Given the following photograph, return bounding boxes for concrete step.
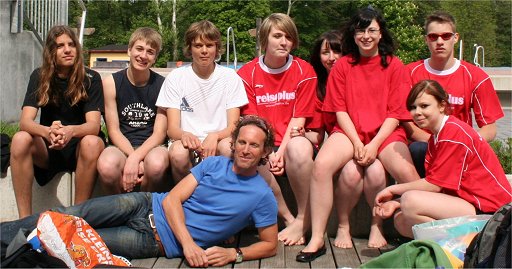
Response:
[0,167,105,222]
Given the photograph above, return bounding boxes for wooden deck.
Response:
[130,176,404,268]
[130,230,402,268]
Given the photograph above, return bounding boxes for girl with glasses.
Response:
[297,6,419,262]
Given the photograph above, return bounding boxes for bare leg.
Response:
[11,131,48,218]
[142,146,171,192]
[334,160,363,249]
[364,160,387,248]
[302,133,353,253]
[169,141,193,183]
[279,137,314,245]
[395,190,477,238]
[97,146,126,194]
[258,165,295,225]
[74,135,104,204]
[379,142,419,184]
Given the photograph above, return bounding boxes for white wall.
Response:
[0,1,43,123]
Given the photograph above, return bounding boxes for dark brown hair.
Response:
[183,20,223,59]
[38,25,87,107]
[406,80,451,114]
[310,30,342,101]
[231,115,275,166]
[424,11,456,34]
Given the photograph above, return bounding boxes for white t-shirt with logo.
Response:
[156,63,248,141]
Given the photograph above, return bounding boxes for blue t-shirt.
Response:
[152,156,277,258]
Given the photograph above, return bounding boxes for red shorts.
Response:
[332,125,407,154]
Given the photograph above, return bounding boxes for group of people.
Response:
[2,5,511,267]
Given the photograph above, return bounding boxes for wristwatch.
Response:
[235,247,243,263]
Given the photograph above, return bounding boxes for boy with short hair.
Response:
[97,27,170,193]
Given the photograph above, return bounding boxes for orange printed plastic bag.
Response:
[36,211,131,268]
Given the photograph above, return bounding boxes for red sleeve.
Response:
[305,97,323,129]
[470,67,504,127]
[237,64,258,116]
[425,136,470,190]
[386,58,412,121]
[293,62,317,118]
[323,58,346,113]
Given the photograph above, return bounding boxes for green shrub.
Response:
[490,138,512,174]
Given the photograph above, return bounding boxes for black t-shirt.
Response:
[112,68,165,146]
[23,68,104,128]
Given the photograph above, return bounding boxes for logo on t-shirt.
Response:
[180,97,194,112]
[121,102,155,128]
[448,94,464,105]
[256,90,295,107]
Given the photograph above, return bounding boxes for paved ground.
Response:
[495,109,511,141]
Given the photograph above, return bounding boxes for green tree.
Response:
[69,0,509,68]
[440,1,498,66]
[280,1,356,61]
[174,0,271,63]
[495,0,511,66]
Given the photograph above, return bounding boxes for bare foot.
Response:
[368,224,387,248]
[334,226,353,248]
[301,236,324,253]
[278,219,305,245]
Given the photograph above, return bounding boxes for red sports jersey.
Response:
[305,96,336,135]
[425,116,512,213]
[238,55,317,145]
[323,55,411,144]
[408,59,504,127]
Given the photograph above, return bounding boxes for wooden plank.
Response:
[329,238,361,268]
[378,241,398,254]
[310,236,336,268]
[352,238,381,265]
[153,257,183,268]
[260,241,285,268]
[284,244,309,268]
[236,231,260,268]
[130,257,157,268]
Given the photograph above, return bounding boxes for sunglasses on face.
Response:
[426,32,455,42]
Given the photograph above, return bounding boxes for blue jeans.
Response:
[409,141,427,178]
[1,192,162,259]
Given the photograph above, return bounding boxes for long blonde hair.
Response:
[37,25,87,107]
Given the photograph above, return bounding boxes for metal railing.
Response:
[473,44,485,67]
[10,0,89,46]
[226,26,238,70]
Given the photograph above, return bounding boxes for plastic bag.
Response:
[36,211,131,268]
[412,215,491,266]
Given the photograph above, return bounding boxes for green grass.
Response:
[0,122,19,138]
[0,122,108,141]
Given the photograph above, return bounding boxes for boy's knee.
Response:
[80,136,104,156]
[11,131,34,153]
[145,157,168,176]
